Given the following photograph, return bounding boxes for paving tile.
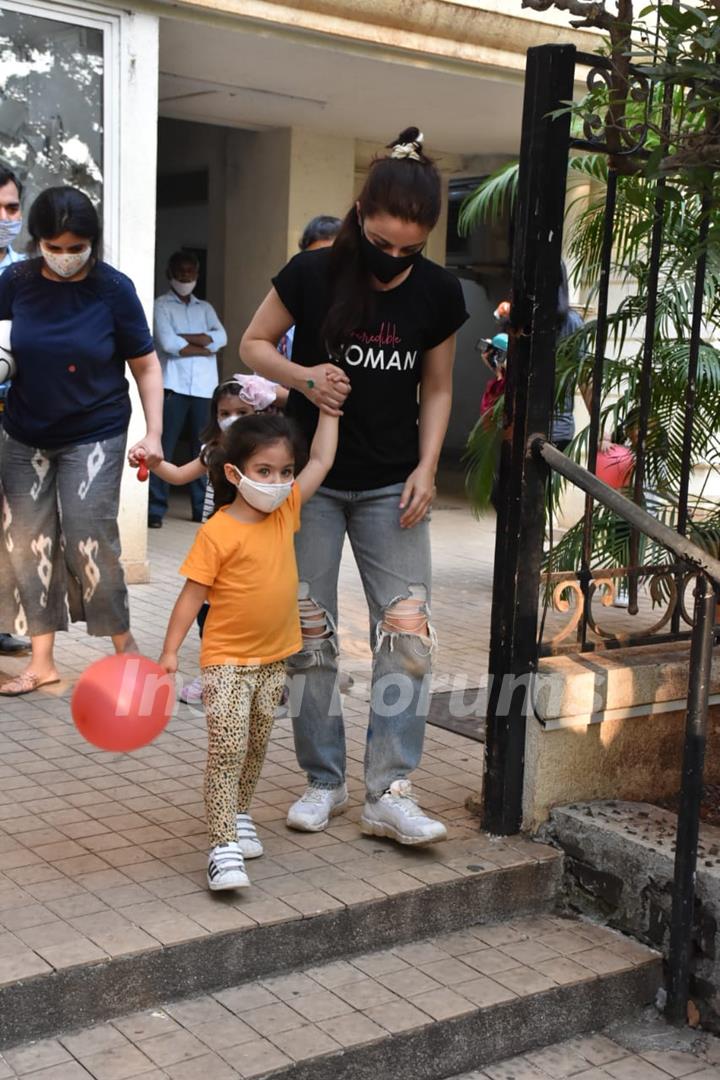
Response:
[77,1045,156,1080]
[240,1003,305,1038]
[164,1053,238,1080]
[419,957,481,987]
[164,999,230,1029]
[14,1065,93,1080]
[362,998,430,1033]
[453,975,516,1008]
[409,987,476,1021]
[640,1050,713,1077]
[534,955,598,985]
[573,948,633,976]
[567,1036,627,1066]
[351,951,409,978]
[304,959,365,989]
[393,941,450,966]
[189,1018,256,1052]
[268,1023,342,1060]
[213,987,278,1016]
[526,1042,597,1075]
[378,967,443,998]
[604,1058,674,1079]
[260,973,317,1002]
[484,1058,548,1079]
[112,1013,181,1043]
[61,1027,129,1058]
[288,989,355,1023]
[332,976,399,1010]
[5,1039,73,1075]
[139,1032,208,1069]
[499,939,560,967]
[220,1037,291,1078]
[0,948,53,984]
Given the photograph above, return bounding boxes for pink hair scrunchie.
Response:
[231,373,278,411]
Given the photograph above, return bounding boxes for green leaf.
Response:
[458,162,519,236]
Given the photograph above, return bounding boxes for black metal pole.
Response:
[579,168,618,649]
[532,438,720,584]
[628,79,674,614]
[666,574,716,1025]
[483,44,576,836]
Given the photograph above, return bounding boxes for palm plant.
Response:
[461,1,720,574]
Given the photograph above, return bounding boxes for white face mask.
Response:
[235,470,293,513]
[40,243,92,279]
[0,219,22,247]
[218,414,244,432]
[170,278,196,297]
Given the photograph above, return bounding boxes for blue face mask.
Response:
[0,219,22,248]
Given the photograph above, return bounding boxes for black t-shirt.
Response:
[273,249,468,491]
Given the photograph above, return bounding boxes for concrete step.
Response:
[447,1018,720,1077]
[0,841,562,1048]
[0,914,661,1080]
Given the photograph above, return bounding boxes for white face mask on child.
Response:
[235,471,293,513]
[218,415,241,432]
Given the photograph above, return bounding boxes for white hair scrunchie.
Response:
[390,132,424,162]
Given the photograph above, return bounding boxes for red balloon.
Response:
[595,444,634,490]
[71,653,175,752]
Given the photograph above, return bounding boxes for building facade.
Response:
[0,0,596,578]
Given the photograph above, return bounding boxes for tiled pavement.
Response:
[0,913,662,1079]
[457,1034,720,1078]
[0,491,670,987]
[0,497,524,987]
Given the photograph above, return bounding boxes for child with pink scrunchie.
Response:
[149,373,287,704]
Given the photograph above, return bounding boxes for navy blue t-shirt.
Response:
[0,258,154,448]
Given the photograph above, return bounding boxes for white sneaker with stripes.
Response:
[236,813,263,859]
[207,842,250,890]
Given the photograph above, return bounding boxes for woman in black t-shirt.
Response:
[241,128,468,847]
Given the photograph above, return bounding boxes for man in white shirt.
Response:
[0,164,30,657]
[149,251,227,527]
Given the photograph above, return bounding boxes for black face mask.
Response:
[359,228,423,284]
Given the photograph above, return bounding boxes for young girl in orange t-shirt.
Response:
[159,410,339,891]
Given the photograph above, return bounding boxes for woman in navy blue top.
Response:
[0,186,163,696]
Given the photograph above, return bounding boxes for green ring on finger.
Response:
[306,379,315,389]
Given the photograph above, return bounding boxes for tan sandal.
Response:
[0,671,61,696]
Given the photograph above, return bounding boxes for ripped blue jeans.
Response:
[287,483,435,801]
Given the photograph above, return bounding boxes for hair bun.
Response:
[387,127,425,162]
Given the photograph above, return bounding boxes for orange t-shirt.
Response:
[180,484,302,668]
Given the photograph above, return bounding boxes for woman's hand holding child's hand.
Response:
[302,364,350,416]
[128,433,163,469]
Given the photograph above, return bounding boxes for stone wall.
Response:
[523,642,720,829]
[544,801,720,1030]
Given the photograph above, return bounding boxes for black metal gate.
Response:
[482,40,720,1023]
[484,41,719,834]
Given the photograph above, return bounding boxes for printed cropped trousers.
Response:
[202,661,287,846]
[0,430,130,637]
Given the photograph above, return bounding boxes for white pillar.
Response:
[115,12,159,584]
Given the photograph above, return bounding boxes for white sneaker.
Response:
[236,813,263,858]
[286,783,348,832]
[360,780,448,846]
[207,842,250,890]
[180,675,203,705]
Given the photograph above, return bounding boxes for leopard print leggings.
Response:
[202,661,286,846]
